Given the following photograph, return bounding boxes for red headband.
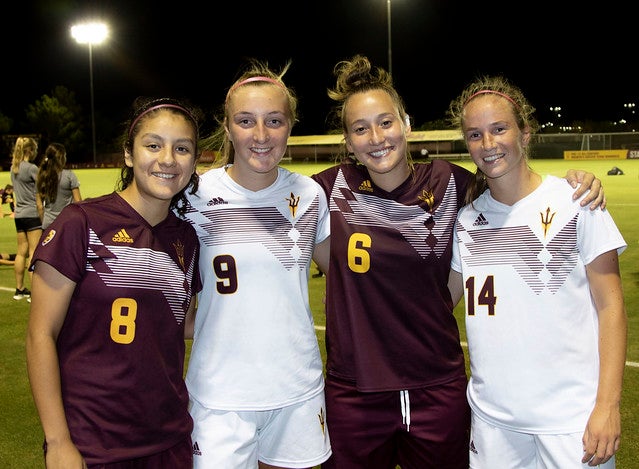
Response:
[225,76,286,104]
[464,90,519,109]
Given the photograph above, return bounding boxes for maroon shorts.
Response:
[322,374,470,469]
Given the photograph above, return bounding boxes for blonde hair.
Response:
[11,137,38,174]
[447,75,539,204]
[203,58,298,167]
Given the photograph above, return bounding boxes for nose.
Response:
[158,147,177,166]
[369,127,385,145]
[481,134,495,151]
[253,122,270,143]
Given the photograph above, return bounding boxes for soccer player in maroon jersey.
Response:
[311,55,605,469]
[26,97,203,468]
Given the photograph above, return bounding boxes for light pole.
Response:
[71,21,108,165]
[386,0,392,76]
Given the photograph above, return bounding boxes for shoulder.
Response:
[312,162,362,183]
[73,193,117,214]
[424,159,472,177]
[541,175,575,196]
[163,211,200,241]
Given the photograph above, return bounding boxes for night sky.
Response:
[3,0,637,136]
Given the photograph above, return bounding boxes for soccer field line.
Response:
[312,325,639,369]
[4,285,636,369]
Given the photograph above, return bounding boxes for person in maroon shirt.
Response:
[26,97,203,469]
[311,55,606,469]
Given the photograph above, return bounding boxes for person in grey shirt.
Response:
[36,143,82,230]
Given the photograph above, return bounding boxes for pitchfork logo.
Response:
[540,207,555,237]
[286,192,300,218]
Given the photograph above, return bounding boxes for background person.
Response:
[26,97,203,469]
[310,55,606,469]
[0,253,17,265]
[1,184,15,217]
[36,142,82,230]
[448,75,627,468]
[10,136,41,301]
[182,59,332,469]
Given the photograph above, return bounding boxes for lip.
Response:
[483,153,503,163]
[369,146,394,158]
[251,147,272,155]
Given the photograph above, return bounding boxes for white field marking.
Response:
[4,284,635,369]
[312,328,639,368]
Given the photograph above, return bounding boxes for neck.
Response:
[118,188,170,227]
[226,164,278,192]
[488,168,541,206]
[368,161,412,193]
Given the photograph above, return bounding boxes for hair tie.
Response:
[464,90,520,110]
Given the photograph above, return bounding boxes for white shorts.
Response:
[190,392,331,469]
[469,412,615,469]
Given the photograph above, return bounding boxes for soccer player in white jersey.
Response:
[182,60,331,469]
[26,97,203,468]
[448,76,627,468]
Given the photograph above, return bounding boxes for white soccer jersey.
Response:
[183,166,330,410]
[451,175,626,433]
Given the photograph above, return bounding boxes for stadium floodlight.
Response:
[71,21,109,165]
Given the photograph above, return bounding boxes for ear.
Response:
[124,148,134,167]
[521,126,532,147]
[404,114,412,135]
[224,118,232,143]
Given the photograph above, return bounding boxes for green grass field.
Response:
[0,158,637,468]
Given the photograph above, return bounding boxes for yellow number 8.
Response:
[110,298,137,344]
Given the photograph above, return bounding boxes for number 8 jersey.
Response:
[30,192,200,464]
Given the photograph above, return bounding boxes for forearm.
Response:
[26,333,73,446]
[596,306,627,406]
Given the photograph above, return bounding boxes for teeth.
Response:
[252,148,270,154]
[484,154,501,162]
[154,173,176,179]
[370,148,389,157]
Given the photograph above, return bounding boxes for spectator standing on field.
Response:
[10,136,41,301]
[448,75,627,468]
[36,143,82,230]
[310,55,606,469]
[26,97,203,469]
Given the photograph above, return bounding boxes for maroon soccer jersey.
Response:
[31,192,201,464]
[312,161,472,391]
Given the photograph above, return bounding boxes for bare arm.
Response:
[565,169,606,210]
[581,249,627,466]
[447,269,464,308]
[312,236,330,277]
[36,193,44,221]
[26,261,86,469]
[72,187,82,203]
[184,295,197,340]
